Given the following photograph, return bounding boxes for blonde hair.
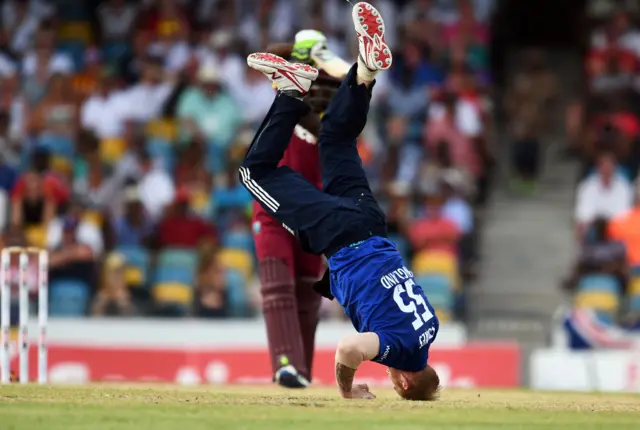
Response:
[399,365,441,401]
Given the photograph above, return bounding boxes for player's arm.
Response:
[335,332,380,399]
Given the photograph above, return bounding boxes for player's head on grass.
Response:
[388,365,440,401]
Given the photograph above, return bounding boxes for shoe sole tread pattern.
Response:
[352,2,392,71]
[247,53,318,80]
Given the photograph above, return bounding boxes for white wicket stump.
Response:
[0,247,48,384]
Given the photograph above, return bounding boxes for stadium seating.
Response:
[146,119,178,142]
[221,230,254,254]
[151,248,198,311]
[628,276,640,314]
[217,248,254,280]
[152,282,193,307]
[225,268,249,317]
[49,279,91,317]
[413,250,460,290]
[117,246,151,289]
[574,274,620,321]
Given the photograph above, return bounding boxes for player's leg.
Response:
[293,250,324,381]
[242,53,318,181]
[255,226,310,387]
[318,2,392,200]
[241,53,338,242]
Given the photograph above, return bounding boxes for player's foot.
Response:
[247,52,318,97]
[274,364,310,389]
[352,2,392,80]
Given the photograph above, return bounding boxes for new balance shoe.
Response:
[247,52,318,97]
[352,2,392,73]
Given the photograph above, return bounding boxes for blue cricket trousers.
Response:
[239,64,387,256]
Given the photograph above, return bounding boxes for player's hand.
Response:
[345,384,376,399]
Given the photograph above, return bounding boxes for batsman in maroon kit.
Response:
[252,30,350,388]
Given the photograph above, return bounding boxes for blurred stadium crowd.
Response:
[0,0,495,320]
[563,3,640,332]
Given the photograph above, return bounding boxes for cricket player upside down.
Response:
[241,2,440,400]
[252,31,348,388]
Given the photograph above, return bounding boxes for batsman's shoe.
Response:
[247,52,318,96]
[352,2,392,72]
[275,364,310,389]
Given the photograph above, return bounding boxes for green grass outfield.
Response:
[1,385,639,430]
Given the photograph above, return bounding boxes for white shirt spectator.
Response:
[196,40,244,96]
[2,0,53,53]
[138,167,175,221]
[120,82,174,122]
[21,52,74,77]
[233,70,275,125]
[80,91,128,139]
[97,1,138,41]
[575,174,634,224]
[47,218,104,256]
[429,99,483,138]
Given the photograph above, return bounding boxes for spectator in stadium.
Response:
[91,252,137,317]
[137,150,176,221]
[508,101,541,195]
[10,170,55,230]
[408,185,461,255]
[199,29,249,98]
[2,0,52,55]
[80,68,126,139]
[72,149,122,211]
[48,200,103,257]
[234,65,278,128]
[574,151,634,235]
[156,188,217,249]
[26,73,80,141]
[174,137,212,216]
[96,0,139,45]
[564,217,628,292]
[441,174,474,236]
[119,55,173,122]
[11,145,70,208]
[194,246,228,318]
[609,184,640,268]
[48,214,98,291]
[118,29,153,85]
[385,39,435,188]
[21,20,73,86]
[425,92,481,183]
[71,48,105,101]
[106,183,153,250]
[176,62,242,147]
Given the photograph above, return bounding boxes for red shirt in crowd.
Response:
[157,212,217,249]
[408,214,461,255]
[11,171,70,206]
